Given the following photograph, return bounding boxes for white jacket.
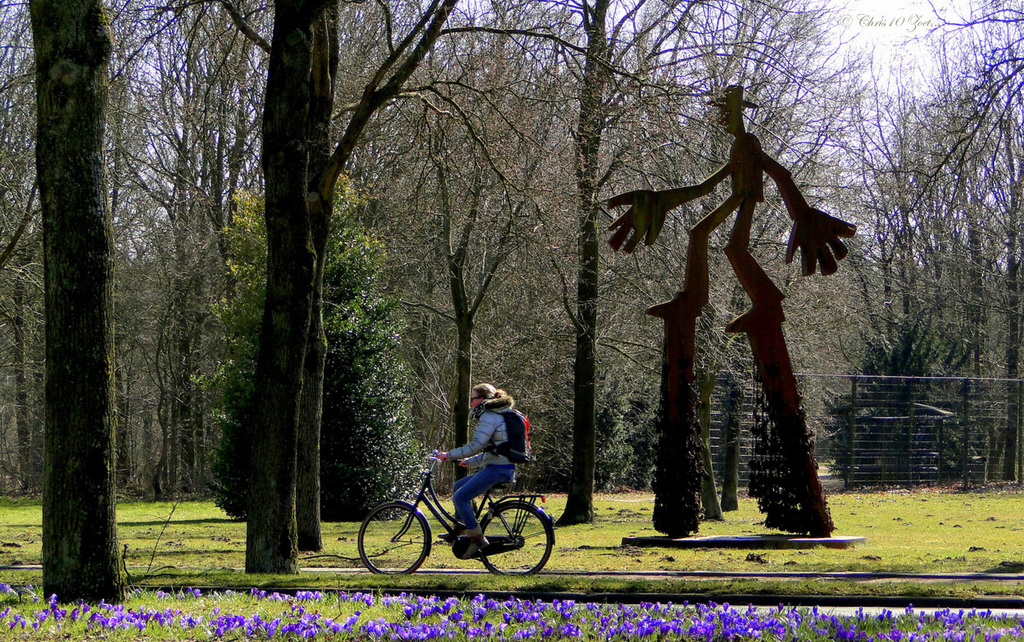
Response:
[447,396,515,468]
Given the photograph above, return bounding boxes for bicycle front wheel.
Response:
[358,501,430,574]
[480,501,554,575]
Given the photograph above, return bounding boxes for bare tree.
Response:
[938,11,1024,479]
[245,0,459,572]
[99,1,266,498]
[847,15,1024,479]
[0,5,43,494]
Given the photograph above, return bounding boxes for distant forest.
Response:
[2,0,1022,502]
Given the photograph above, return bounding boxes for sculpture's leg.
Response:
[647,293,704,538]
[723,200,834,537]
[645,195,741,538]
[680,193,744,315]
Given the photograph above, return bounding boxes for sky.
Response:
[829,0,972,82]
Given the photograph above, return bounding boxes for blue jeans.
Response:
[452,465,515,531]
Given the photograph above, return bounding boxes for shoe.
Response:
[437,528,464,543]
[457,531,489,560]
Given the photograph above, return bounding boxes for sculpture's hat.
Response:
[711,85,759,110]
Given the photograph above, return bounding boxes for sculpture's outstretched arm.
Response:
[608,163,731,253]
[762,155,855,276]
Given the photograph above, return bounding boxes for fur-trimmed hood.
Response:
[481,394,514,413]
[471,394,514,420]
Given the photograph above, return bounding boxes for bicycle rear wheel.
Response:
[358,501,430,574]
[480,501,554,575]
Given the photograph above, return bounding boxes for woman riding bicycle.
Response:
[437,383,518,558]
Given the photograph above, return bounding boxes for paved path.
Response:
[6,564,1024,584]
[303,566,1024,583]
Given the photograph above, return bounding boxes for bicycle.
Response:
[357,454,555,575]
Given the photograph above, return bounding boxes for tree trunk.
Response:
[117,370,134,488]
[967,213,984,377]
[698,370,723,520]
[442,169,475,469]
[1003,126,1021,481]
[30,0,125,601]
[246,2,321,574]
[719,372,742,511]
[560,0,610,527]
[13,276,32,491]
[966,209,994,480]
[297,308,324,551]
[297,7,338,553]
[1005,227,1019,481]
[174,303,201,494]
[170,382,180,493]
[453,316,473,460]
[248,0,456,570]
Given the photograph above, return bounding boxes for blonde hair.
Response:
[472,383,506,399]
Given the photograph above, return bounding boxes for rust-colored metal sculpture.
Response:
[609,86,854,537]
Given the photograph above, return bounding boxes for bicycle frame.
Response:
[358,454,555,574]
[408,457,547,540]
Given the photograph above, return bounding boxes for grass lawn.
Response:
[1,486,1022,600]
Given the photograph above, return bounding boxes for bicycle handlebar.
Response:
[427,451,443,473]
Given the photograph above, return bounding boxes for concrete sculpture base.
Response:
[622,534,866,550]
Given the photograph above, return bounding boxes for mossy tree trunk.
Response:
[30,0,126,602]
[246,0,322,574]
[451,265,473,473]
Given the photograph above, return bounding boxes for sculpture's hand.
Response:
[785,207,855,276]
[607,190,673,253]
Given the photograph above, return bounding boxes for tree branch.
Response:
[440,26,587,55]
[216,0,270,53]
[319,0,458,199]
[332,89,431,120]
[0,182,36,273]
[400,299,456,322]
[552,255,585,335]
